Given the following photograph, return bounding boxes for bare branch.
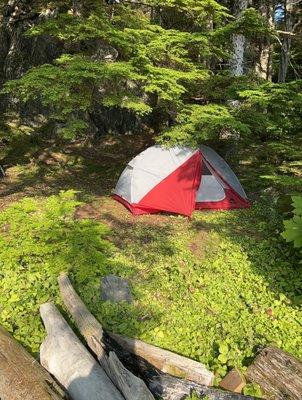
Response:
[276,30,302,40]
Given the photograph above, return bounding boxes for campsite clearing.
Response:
[0,130,301,387]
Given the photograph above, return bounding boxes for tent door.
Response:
[196,159,226,203]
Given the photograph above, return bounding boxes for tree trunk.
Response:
[247,346,302,399]
[278,0,294,82]
[255,1,274,80]
[0,325,68,400]
[231,0,248,76]
[40,303,124,400]
[72,0,84,17]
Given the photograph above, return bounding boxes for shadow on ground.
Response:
[0,131,152,204]
[190,205,302,306]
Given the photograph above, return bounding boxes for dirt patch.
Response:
[0,131,154,205]
[75,203,103,220]
[1,129,203,258]
[188,229,209,259]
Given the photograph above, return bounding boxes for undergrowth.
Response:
[0,126,301,390]
[0,191,114,351]
[0,190,301,384]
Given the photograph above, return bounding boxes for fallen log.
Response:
[109,332,214,385]
[40,303,124,400]
[58,272,213,386]
[148,374,255,400]
[247,346,302,399]
[58,273,255,400]
[102,336,255,400]
[0,325,68,400]
[58,272,154,400]
[107,351,155,400]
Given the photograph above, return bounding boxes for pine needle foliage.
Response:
[1,0,285,141]
[160,78,302,145]
[158,104,250,146]
[2,2,220,137]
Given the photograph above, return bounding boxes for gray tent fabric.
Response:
[199,145,247,199]
[113,145,197,204]
[196,175,226,202]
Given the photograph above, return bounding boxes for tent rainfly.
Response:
[112,145,250,217]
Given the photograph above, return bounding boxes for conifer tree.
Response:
[1,0,300,144]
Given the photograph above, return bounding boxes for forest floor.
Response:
[0,120,301,389]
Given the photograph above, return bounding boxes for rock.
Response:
[219,368,246,393]
[38,150,69,166]
[0,2,63,123]
[0,7,62,82]
[227,99,242,109]
[91,40,118,62]
[223,142,238,164]
[276,194,293,215]
[101,274,133,303]
[91,105,144,136]
[0,3,147,137]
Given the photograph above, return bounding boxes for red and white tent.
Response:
[112,145,250,216]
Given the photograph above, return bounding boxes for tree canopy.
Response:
[1,0,300,142]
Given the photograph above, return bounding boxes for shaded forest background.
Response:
[0,0,301,145]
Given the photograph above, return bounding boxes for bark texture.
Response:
[58,273,255,400]
[58,272,154,400]
[58,272,213,386]
[231,0,248,76]
[148,374,255,400]
[0,325,68,400]
[255,0,274,80]
[109,332,214,385]
[247,346,302,399]
[278,0,294,82]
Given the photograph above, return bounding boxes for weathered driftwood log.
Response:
[107,351,155,400]
[58,273,255,400]
[0,325,68,400]
[148,374,255,400]
[109,332,214,385]
[102,341,256,400]
[40,303,124,400]
[247,346,302,399]
[58,272,213,386]
[58,272,155,400]
[58,273,154,400]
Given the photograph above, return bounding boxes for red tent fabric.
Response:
[113,145,250,216]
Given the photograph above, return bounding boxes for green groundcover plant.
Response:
[0,190,301,385]
[282,196,302,259]
[0,190,114,351]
